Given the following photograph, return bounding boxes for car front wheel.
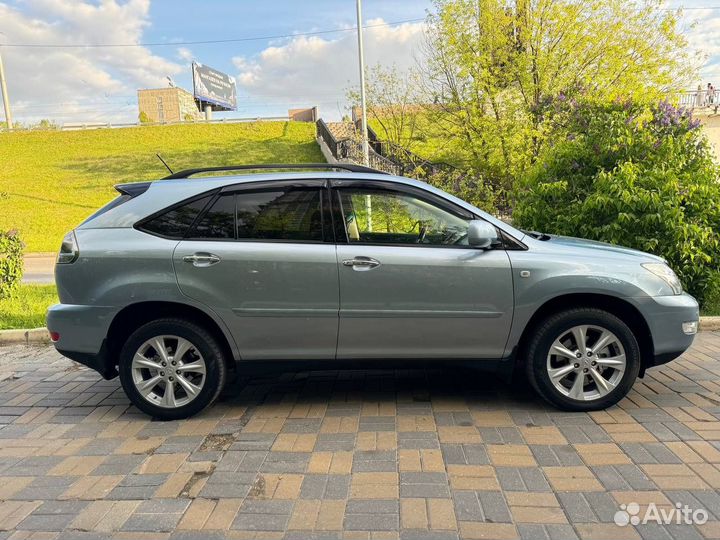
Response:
[526,308,641,411]
[118,318,227,420]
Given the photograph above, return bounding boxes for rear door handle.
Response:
[342,256,381,270]
[183,252,221,267]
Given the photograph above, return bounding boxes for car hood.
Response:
[543,234,665,262]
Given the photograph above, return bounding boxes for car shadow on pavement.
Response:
[216,363,545,415]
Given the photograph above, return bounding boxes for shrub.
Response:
[703,272,720,316]
[0,230,24,299]
[426,168,499,215]
[514,100,720,306]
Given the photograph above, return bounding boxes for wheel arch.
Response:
[104,301,237,377]
[514,293,654,377]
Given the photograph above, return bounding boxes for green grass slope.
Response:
[0,121,323,252]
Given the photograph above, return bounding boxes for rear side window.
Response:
[191,194,236,239]
[236,188,323,241]
[139,195,213,239]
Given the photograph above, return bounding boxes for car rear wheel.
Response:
[525,308,640,411]
[118,318,227,420]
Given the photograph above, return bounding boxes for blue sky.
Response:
[145,0,431,117]
[147,0,429,75]
[0,0,718,124]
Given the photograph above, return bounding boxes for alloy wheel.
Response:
[545,324,626,401]
[130,335,207,408]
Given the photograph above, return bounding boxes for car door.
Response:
[332,179,514,359]
[174,180,339,360]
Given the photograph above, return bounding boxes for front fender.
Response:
[504,250,657,358]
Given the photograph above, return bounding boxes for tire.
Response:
[118,318,227,420]
[525,308,640,411]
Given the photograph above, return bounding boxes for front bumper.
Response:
[633,293,699,370]
[46,303,118,379]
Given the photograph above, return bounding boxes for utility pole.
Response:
[356,0,369,166]
[0,46,12,131]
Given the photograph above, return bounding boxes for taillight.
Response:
[57,230,79,264]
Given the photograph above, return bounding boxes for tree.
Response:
[421,0,698,206]
[513,99,720,306]
[347,63,424,150]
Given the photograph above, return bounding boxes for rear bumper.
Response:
[46,303,118,379]
[632,293,699,370]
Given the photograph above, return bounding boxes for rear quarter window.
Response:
[138,194,213,239]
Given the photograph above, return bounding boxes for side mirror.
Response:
[467,220,498,249]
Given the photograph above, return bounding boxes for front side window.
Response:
[338,188,471,246]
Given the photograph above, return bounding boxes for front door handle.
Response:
[183,252,221,267]
[342,256,381,270]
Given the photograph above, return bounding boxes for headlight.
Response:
[642,263,682,295]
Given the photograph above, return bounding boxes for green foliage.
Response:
[0,121,324,252]
[34,119,58,130]
[348,64,424,149]
[703,272,720,316]
[422,0,697,206]
[0,230,24,299]
[514,100,720,305]
[138,111,152,123]
[426,168,499,215]
[0,284,57,330]
[367,113,467,168]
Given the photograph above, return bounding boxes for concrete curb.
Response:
[1,317,719,347]
[0,327,51,346]
[701,316,720,331]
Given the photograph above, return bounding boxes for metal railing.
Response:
[671,90,719,111]
[316,118,340,157]
[54,116,291,131]
[316,118,462,178]
[380,142,458,178]
[337,138,402,175]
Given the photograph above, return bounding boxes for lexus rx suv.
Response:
[47,164,699,419]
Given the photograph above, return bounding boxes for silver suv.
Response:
[47,164,699,419]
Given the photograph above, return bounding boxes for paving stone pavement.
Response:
[0,333,719,539]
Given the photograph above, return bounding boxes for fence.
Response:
[315,119,340,157]
[337,138,403,175]
[671,90,719,111]
[0,116,292,132]
[316,118,460,178]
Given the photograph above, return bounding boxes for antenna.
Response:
[156,153,173,175]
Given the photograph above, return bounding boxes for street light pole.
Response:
[0,46,12,131]
[356,0,369,166]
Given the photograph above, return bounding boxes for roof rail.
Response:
[162,163,389,179]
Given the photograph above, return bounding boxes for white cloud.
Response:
[0,0,182,124]
[177,47,194,62]
[680,9,720,85]
[232,18,425,119]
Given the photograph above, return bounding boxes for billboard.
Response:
[192,62,237,111]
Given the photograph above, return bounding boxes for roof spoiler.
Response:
[114,182,152,197]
